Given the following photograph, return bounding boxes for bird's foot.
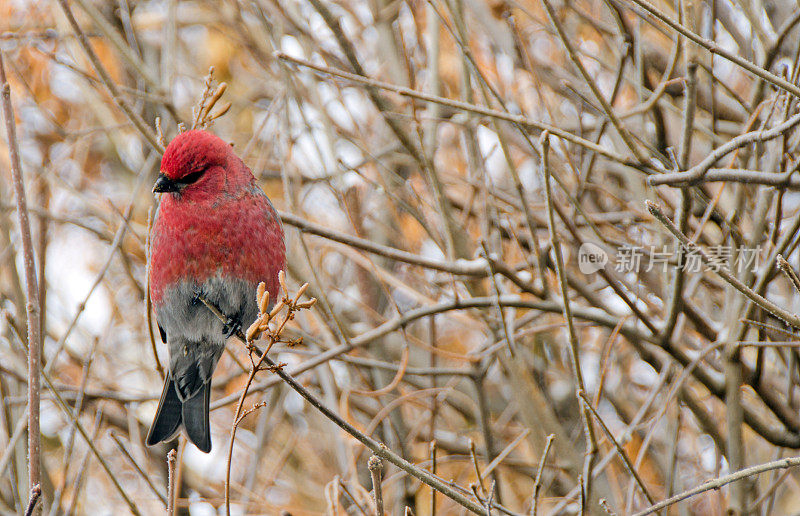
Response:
[192,286,205,305]
[223,317,242,339]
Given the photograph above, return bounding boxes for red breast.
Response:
[149,131,285,305]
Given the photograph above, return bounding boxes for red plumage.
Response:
[147,130,285,452]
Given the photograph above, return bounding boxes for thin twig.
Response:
[274,52,635,166]
[23,485,41,516]
[430,441,437,516]
[197,295,492,515]
[531,434,555,516]
[166,449,177,516]
[578,391,658,508]
[649,111,800,186]
[369,455,385,516]
[145,206,164,379]
[647,201,800,327]
[618,0,800,99]
[777,255,800,294]
[55,0,163,152]
[539,131,598,507]
[469,438,488,499]
[632,456,800,515]
[482,429,531,480]
[540,0,646,163]
[40,369,142,515]
[110,431,168,507]
[0,50,42,507]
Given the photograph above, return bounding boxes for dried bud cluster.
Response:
[191,67,231,130]
[245,270,317,344]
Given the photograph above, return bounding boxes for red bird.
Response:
[146,130,285,452]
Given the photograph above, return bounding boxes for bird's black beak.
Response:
[153,174,179,193]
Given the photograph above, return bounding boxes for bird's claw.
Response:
[192,287,205,305]
[223,318,241,339]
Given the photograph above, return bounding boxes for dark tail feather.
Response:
[146,376,182,446]
[182,381,212,453]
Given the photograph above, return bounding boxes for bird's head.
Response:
[153,130,233,195]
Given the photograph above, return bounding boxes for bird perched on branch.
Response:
[146,129,285,452]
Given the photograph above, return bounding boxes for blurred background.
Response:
[4,0,800,514]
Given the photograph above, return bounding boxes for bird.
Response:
[146,129,285,452]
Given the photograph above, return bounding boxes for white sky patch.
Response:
[277,351,302,371]
[187,491,216,516]
[782,192,800,212]
[578,39,601,74]
[518,158,540,191]
[714,19,739,53]
[21,104,52,135]
[338,12,359,47]
[55,156,83,186]
[629,359,658,387]
[50,58,85,103]
[390,286,417,313]
[114,345,158,395]
[265,486,291,507]
[300,184,342,224]
[361,25,379,49]
[329,360,351,389]
[19,138,42,167]
[180,24,208,54]
[341,87,369,123]
[118,133,144,171]
[45,227,112,348]
[419,238,445,262]
[335,140,364,172]
[48,139,70,160]
[172,76,197,110]
[397,5,418,49]
[251,105,281,144]
[339,170,365,191]
[183,432,234,482]
[579,349,600,392]
[221,503,245,516]
[496,53,515,87]
[559,99,579,125]
[328,284,360,312]
[318,82,356,132]
[40,400,62,438]
[283,388,305,417]
[419,238,446,284]
[308,12,332,48]
[597,285,649,316]
[516,270,533,283]
[352,1,372,25]
[698,434,720,472]
[476,125,507,185]
[280,34,305,60]
[549,377,573,405]
[83,476,116,514]
[293,129,333,177]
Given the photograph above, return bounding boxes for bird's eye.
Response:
[177,169,206,185]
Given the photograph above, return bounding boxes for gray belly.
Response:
[155,276,258,395]
[156,277,258,342]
